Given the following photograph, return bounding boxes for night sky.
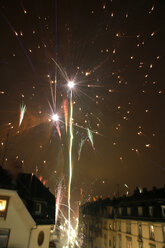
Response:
[0,0,165,209]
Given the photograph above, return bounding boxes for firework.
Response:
[55,181,63,224]
[68,83,74,246]
[51,113,61,139]
[63,99,68,133]
[78,138,86,160]
[87,127,95,150]
[19,103,26,127]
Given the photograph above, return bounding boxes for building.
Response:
[79,187,165,248]
[0,166,55,248]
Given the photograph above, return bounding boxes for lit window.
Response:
[149,224,155,240]
[0,197,9,219]
[0,200,7,212]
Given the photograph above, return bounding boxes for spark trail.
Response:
[68,89,73,246]
[19,102,26,126]
[87,127,95,150]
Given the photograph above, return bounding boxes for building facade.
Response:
[0,166,55,248]
[79,187,165,248]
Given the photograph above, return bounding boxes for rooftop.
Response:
[0,166,55,225]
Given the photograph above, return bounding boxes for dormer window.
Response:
[109,206,112,215]
[119,208,122,215]
[161,206,165,217]
[138,207,143,216]
[149,206,153,216]
[127,207,131,216]
[35,202,42,215]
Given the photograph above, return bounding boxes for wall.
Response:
[0,189,51,248]
[29,225,51,248]
[82,213,165,248]
[0,189,35,248]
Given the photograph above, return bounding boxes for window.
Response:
[138,207,143,216]
[113,236,116,248]
[118,221,121,231]
[104,234,107,246]
[126,237,132,248]
[149,206,153,216]
[118,235,122,248]
[127,207,131,216]
[0,229,10,248]
[149,244,156,248]
[109,223,112,230]
[109,206,113,215]
[119,208,122,215]
[149,225,155,240]
[38,231,44,246]
[162,206,165,217]
[109,239,111,247]
[162,225,165,241]
[0,200,7,211]
[126,222,131,234]
[138,223,142,238]
[138,241,143,248]
[113,221,116,231]
[0,196,9,220]
[35,202,42,215]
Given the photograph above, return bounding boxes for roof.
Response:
[0,166,55,225]
[80,186,165,221]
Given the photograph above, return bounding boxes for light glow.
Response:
[51,113,59,122]
[68,81,75,89]
[0,200,7,211]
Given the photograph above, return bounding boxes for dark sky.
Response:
[0,0,165,208]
